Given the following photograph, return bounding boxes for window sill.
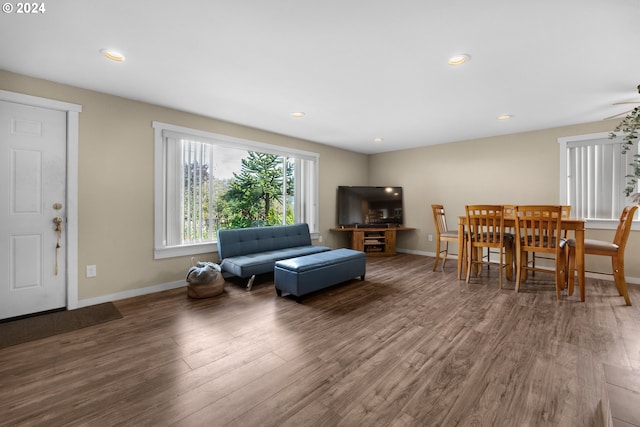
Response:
[154,242,218,260]
[585,219,640,231]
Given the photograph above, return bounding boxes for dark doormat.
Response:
[0,302,123,349]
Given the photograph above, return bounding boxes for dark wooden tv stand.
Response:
[330,226,415,256]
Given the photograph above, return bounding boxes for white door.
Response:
[0,100,67,320]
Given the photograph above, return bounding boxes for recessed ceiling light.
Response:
[100,48,126,62]
[290,112,305,118]
[497,114,513,120]
[374,137,384,143]
[448,54,470,66]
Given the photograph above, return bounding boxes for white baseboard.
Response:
[396,248,640,286]
[587,272,640,285]
[76,280,185,308]
[396,248,437,257]
[74,251,639,309]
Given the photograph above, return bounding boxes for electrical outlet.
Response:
[428,234,433,242]
[86,265,97,278]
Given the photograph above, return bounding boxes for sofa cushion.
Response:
[217,223,315,260]
[220,245,331,278]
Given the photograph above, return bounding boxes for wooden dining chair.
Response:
[479,205,516,281]
[465,205,511,288]
[514,205,566,299]
[501,205,516,279]
[566,204,638,306]
[530,205,571,273]
[431,204,459,273]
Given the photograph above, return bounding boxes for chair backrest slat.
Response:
[465,205,505,247]
[614,205,639,250]
[515,205,563,254]
[431,204,449,234]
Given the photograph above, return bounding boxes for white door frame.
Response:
[0,90,82,310]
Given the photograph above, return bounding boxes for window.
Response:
[559,131,639,229]
[153,122,319,259]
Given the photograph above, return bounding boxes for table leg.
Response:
[458,220,465,280]
[505,241,513,281]
[474,248,482,275]
[575,227,585,301]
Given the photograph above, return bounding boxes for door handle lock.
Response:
[53,216,63,275]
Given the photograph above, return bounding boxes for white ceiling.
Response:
[1,0,639,154]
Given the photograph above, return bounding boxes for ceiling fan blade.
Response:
[603,109,633,120]
[612,101,640,106]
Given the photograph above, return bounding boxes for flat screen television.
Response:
[337,186,403,227]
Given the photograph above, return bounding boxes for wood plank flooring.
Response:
[1,254,639,426]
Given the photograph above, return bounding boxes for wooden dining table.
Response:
[457,215,587,301]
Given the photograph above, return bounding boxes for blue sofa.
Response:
[217,223,331,290]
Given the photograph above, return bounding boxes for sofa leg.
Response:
[276,288,282,297]
[246,275,255,291]
[360,274,365,281]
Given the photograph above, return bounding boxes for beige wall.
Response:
[2,69,638,303]
[369,121,640,280]
[1,70,368,300]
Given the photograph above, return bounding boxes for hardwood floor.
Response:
[1,254,639,426]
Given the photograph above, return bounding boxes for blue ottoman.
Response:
[274,248,366,302]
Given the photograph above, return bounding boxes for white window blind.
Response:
[562,134,638,222]
[164,137,215,246]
